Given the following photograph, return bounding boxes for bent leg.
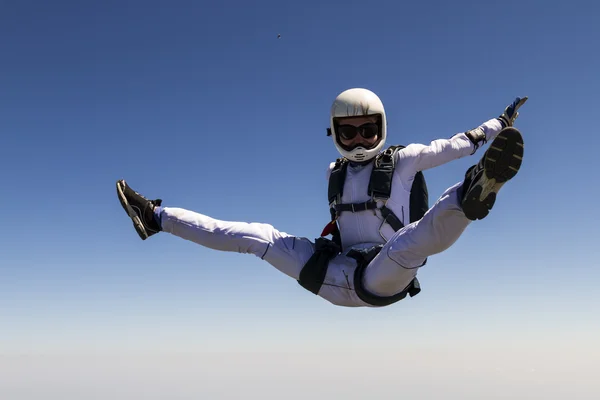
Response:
[159,207,315,280]
[362,127,525,298]
[362,181,470,296]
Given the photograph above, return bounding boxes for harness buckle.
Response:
[378,213,391,241]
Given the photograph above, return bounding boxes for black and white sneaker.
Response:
[116,179,162,240]
[461,127,524,221]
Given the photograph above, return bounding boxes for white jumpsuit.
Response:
[159,119,504,307]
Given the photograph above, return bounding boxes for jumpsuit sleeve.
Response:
[393,118,504,184]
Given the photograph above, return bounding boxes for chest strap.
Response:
[332,201,403,231]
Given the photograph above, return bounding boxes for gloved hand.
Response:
[498,96,528,127]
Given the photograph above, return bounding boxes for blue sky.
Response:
[1,0,599,398]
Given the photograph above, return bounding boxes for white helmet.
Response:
[328,88,387,163]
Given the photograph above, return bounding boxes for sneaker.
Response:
[461,127,524,221]
[116,179,162,240]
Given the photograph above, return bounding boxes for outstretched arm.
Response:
[395,117,503,173]
[395,97,528,175]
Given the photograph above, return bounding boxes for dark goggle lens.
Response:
[337,123,379,140]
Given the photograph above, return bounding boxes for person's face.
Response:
[334,115,380,149]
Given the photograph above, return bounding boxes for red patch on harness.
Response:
[320,220,338,237]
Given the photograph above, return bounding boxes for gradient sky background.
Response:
[1,0,599,398]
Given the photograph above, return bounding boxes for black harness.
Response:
[298,237,422,306]
[328,145,429,245]
[347,244,421,306]
[297,145,429,307]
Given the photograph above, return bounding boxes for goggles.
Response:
[336,122,379,141]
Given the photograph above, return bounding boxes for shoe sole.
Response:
[116,179,149,240]
[462,127,524,220]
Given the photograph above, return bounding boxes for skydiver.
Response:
[115,89,527,307]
